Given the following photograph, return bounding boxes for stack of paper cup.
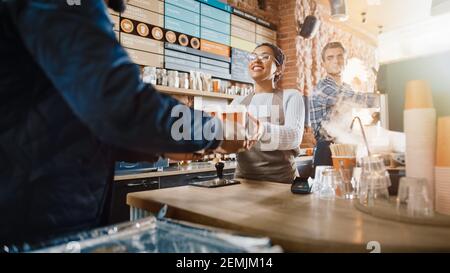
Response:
[435,117,450,215]
[404,80,436,203]
[404,80,434,109]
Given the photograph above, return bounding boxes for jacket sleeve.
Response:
[7,0,221,155]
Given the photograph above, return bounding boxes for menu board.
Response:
[231,48,254,83]
[109,0,275,83]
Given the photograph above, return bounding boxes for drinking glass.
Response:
[397,177,434,217]
[319,169,343,200]
[359,156,391,207]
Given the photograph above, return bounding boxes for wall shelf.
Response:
[156,85,242,100]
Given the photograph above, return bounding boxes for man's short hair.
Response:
[321,42,346,61]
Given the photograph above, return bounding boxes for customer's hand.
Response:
[214,114,261,154]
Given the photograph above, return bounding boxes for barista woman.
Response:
[231,43,305,183]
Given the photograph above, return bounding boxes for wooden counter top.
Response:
[127,179,450,253]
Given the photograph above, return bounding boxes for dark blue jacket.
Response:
[0,0,220,245]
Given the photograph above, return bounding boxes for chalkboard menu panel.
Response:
[165,49,201,63]
[165,42,231,63]
[231,48,254,84]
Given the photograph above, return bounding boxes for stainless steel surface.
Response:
[114,161,237,181]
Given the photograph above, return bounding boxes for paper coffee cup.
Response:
[404,80,434,110]
[332,156,356,171]
[437,117,450,167]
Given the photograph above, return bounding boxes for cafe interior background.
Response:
[10,0,450,253]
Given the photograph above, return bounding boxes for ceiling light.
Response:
[329,0,349,22]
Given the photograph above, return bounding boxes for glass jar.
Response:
[358,156,391,207]
[142,66,157,85]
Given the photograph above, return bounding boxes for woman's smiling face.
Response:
[248,45,279,83]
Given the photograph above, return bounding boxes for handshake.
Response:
[165,112,263,161]
[215,112,263,154]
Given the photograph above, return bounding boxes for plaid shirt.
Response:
[309,76,379,141]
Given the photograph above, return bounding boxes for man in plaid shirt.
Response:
[309,42,379,165]
[310,42,379,141]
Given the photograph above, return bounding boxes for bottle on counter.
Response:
[207,75,213,92]
[168,70,179,88]
[219,80,230,94]
[189,70,196,90]
[195,72,203,91]
[179,72,189,89]
[212,79,221,93]
[156,68,163,85]
[160,69,168,86]
[202,73,212,92]
[142,66,157,85]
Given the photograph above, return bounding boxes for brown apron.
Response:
[235,90,300,183]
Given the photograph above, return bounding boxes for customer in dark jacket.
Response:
[0,0,247,246]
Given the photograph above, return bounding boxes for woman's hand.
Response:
[246,113,263,142]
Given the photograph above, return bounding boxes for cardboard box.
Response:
[231,15,256,32]
[256,25,277,40]
[231,26,256,43]
[125,48,164,67]
[128,0,164,14]
[165,17,200,37]
[200,39,231,57]
[121,33,164,54]
[201,27,230,45]
[201,3,230,24]
[165,3,200,25]
[201,16,230,35]
[166,0,199,13]
[230,36,256,52]
[121,5,163,27]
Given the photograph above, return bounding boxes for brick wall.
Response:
[277,0,299,90]
[227,0,378,96]
[279,0,378,95]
